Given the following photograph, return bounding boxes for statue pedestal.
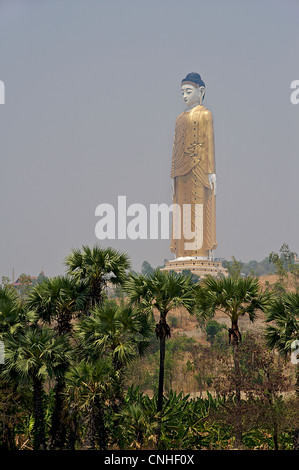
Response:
[162,257,227,278]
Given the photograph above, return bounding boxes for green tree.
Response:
[65,359,116,450]
[16,273,33,298]
[205,320,227,346]
[26,276,89,449]
[0,287,36,448]
[195,275,271,446]
[1,276,13,289]
[222,256,243,280]
[64,245,130,308]
[2,326,70,450]
[73,300,153,447]
[75,299,153,402]
[124,269,195,416]
[241,257,275,277]
[0,286,36,336]
[141,261,155,277]
[113,402,158,449]
[27,276,89,336]
[181,269,200,284]
[265,292,299,395]
[269,243,298,292]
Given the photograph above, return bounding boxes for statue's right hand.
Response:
[208,173,217,196]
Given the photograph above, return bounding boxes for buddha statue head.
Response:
[181,72,205,109]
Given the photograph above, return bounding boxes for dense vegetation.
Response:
[0,244,298,450]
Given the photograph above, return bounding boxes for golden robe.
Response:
[170,104,217,258]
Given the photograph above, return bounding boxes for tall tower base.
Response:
[162,257,227,278]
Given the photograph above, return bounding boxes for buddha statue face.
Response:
[181,83,205,108]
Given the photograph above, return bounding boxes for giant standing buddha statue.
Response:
[164,72,227,277]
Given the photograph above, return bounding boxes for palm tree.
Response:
[195,276,270,346]
[64,245,131,308]
[114,402,159,449]
[26,276,89,335]
[0,286,37,449]
[265,292,299,450]
[195,275,271,446]
[26,276,89,449]
[65,359,116,450]
[2,326,70,450]
[75,299,153,403]
[265,292,299,368]
[124,269,195,415]
[0,285,36,336]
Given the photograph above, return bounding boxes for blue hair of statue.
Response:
[181,72,205,89]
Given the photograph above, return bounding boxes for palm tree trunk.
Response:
[293,364,299,450]
[33,376,46,450]
[154,315,171,447]
[1,423,15,450]
[85,407,97,450]
[57,311,72,336]
[50,377,66,449]
[66,410,79,450]
[230,321,243,448]
[157,334,166,414]
[273,420,279,451]
[85,402,107,450]
[155,316,171,415]
[51,313,70,449]
[156,333,166,449]
[95,399,108,451]
[91,280,104,308]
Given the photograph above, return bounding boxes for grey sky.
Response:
[0,0,298,279]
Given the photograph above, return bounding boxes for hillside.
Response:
[129,273,297,398]
[159,274,285,345]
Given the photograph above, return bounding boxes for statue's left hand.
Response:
[208,173,217,196]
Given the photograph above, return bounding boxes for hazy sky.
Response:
[0,0,298,279]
